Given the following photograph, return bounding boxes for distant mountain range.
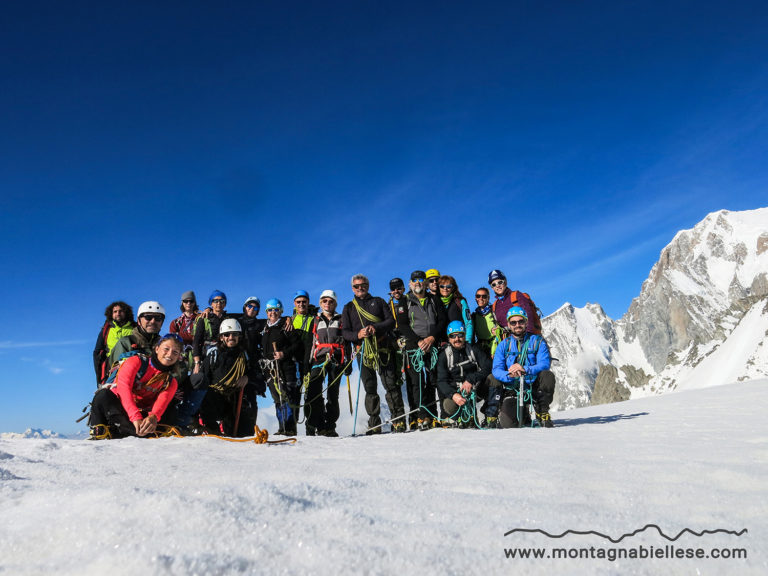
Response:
[0,428,62,439]
[544,207,768,409]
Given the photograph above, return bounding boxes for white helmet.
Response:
[243,296,260,308]
[137,301,166,317]
[219,318,242,334]
[319,289,337,303]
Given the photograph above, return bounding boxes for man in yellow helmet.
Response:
[425,268,440,295]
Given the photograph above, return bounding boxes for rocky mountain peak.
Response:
[543,207,768,410]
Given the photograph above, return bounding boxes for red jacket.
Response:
[111,356,178,422]
[169,313,199,345]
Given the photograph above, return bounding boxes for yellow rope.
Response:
[209,353,247,393]
[149,424,296,444]
[203,425,297,444]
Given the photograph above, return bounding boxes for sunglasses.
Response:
[142,314,164,322]
[266,308,281,313]
[475,294,489,299]
[491,280,506,287]
[412,278,425,283]
[182,299,195,304]
[221,332,239,338]
[508,319,526,326]
[352,284,368,290]
[320,297,334,303]
[295,300,309,305]
[162,333,184,343]
[439,284,453,290]
[211,298,226,304]
[448,333,465,339]
[246,303,259,310]
[427,278,438,283]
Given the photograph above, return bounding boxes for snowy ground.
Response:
[1,381,766,576]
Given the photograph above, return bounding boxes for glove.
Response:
[344,364,353,376]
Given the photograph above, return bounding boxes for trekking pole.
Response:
[346,374,353,415]
[365,407,420,433]
[519,375,525,427]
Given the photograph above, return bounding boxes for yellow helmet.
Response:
[425,268,440,279]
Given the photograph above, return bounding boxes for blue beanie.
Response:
[208,290,227,305]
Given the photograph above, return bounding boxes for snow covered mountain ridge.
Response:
[544,207,768,409]
[0,428,62,440]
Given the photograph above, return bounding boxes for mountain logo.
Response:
[504,524,748,543]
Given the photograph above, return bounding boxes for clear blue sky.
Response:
[1,1,766,434]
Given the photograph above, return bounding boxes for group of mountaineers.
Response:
[88,268,556,440]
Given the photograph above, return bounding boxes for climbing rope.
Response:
[209,353,247,393]
[151,424,297,444]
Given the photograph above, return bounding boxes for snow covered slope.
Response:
[543,207,768,408]
[1,380,765,575]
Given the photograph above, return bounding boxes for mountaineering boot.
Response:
[418,418,431,431]
[409,418,418,431]
[318,427,339,437]
[88,424,112,440]
[392,421,406,433]
[485,416,499,429]
[536,411,554,428]
[305,425,317,437]
[178,423,205,436]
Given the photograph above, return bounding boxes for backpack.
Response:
[101,351,149,390]
[444,343,479,381]
[492,290,543,334]
[311,315,345,363]
[502,334,542,367]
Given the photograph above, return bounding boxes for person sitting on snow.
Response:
[193,318,263,437]
[490,306,555,428]
[436,321,491,428]
[89,334,183,439]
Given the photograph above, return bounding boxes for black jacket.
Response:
[239,314,266,364]
[436,343,491,398]
[341,293,395,347]
[261,320,301,381]
[201,343,263,396]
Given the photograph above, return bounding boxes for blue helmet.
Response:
[265,298,283,312]
[446,320,466,336]
[507,306,528,321]
[293,290,309,301]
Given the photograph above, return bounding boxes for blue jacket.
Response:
[492,333,550,386]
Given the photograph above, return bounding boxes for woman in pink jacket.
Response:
[89,334,183,439]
